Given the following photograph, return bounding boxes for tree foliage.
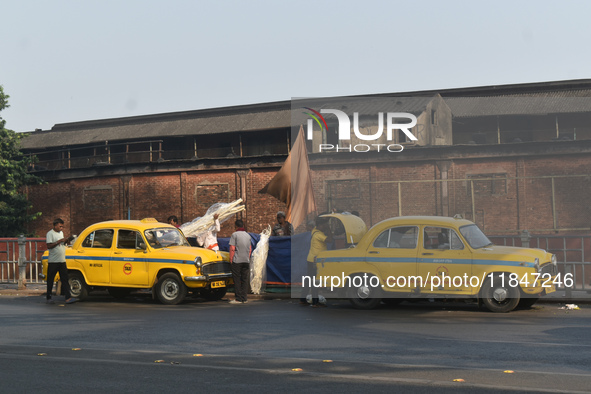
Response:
[0,85,43,236]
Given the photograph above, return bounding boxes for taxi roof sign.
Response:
[140,218,159,223]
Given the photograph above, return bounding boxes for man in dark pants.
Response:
[46,218,78,304]
[229,219,252,304]
[301,216,333,307]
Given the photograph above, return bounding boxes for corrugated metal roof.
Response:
[20,96,438,150]
[19,80,591,150]
[20,108,292,150]
[447,95,591,117]
[291,96,439,125]
[293,95,437,114]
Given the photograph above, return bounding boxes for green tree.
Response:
[0,85,43,236]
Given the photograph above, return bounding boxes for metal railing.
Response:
[489,234,591,292]
[0,237,46,286]
[28,140,165,171]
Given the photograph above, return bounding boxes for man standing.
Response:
[229,219,252,304]
[46,218,77,304]
[272,211,293,236]
[197,213,221,251]
[301,216,333,307]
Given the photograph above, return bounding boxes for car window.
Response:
[373,226,418,249]
[449,230,464,250]
[459,224,493,249]
[81,229,114,248]
[144,227,189,249]
[423,227,464,250]
[117,229,144,249]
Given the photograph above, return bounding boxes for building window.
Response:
[241,129,289,156]
[467,173,508,196]
[195,184,229,210]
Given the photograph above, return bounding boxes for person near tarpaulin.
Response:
[272,211,293,236]
[167,215,181,228]
[196,213,221,251]
[229,219,252,304]
[301,216,333,307]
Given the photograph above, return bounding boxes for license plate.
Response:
[211,280,225,289]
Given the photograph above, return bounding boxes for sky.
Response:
[1,0,590,133]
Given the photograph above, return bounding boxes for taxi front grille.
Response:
[202,261,232,276]
[540,263,557,276]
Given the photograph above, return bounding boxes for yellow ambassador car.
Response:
[315,215,559,312]
[41,218,232,304]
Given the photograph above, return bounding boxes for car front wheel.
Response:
[481,274,520,313]
[156,273,187,305]
[347,274,382,309]
[68,271,89,300]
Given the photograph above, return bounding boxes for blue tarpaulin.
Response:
[216,232,311,285]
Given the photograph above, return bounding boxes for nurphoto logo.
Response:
[303,107,418,153]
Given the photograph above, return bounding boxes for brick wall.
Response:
[25,152,591,237]
[27,169,288,238]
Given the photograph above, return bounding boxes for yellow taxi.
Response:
[41,218,232,304]
[315,215,559,312]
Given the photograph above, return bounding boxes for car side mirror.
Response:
[138,242,147,251]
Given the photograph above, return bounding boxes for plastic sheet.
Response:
[180,199,245,238]
[250,226,271,294]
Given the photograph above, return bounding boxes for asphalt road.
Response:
[1,292,590,393]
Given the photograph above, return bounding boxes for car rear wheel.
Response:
[68,271,89,300]
[348,274,382,309]
[200,287,227,301]
[481,274,520,313]
[156,273,187,305]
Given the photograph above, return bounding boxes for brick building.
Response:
[19,79,591,237]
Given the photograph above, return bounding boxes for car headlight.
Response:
[194,256,202,269]
[551,254,557,265]
[534,258,540,272]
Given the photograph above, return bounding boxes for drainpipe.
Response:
[436,161,451,217]
[520,230,531,248]
[18,235,27,290]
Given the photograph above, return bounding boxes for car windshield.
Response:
[144,227,189,249]
[459,224,493,249]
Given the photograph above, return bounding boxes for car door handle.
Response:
[113,251,122,254]
[369,251,380,254]
[422,253,434,255]
[77,250,85,253]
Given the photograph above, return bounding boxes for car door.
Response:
[418,226,472,294]
[365,225,419,293]
[74,229,114,284]
[110,229,149,286]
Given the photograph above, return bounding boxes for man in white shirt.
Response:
[197,213,221,251]
[46,218,78,304]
